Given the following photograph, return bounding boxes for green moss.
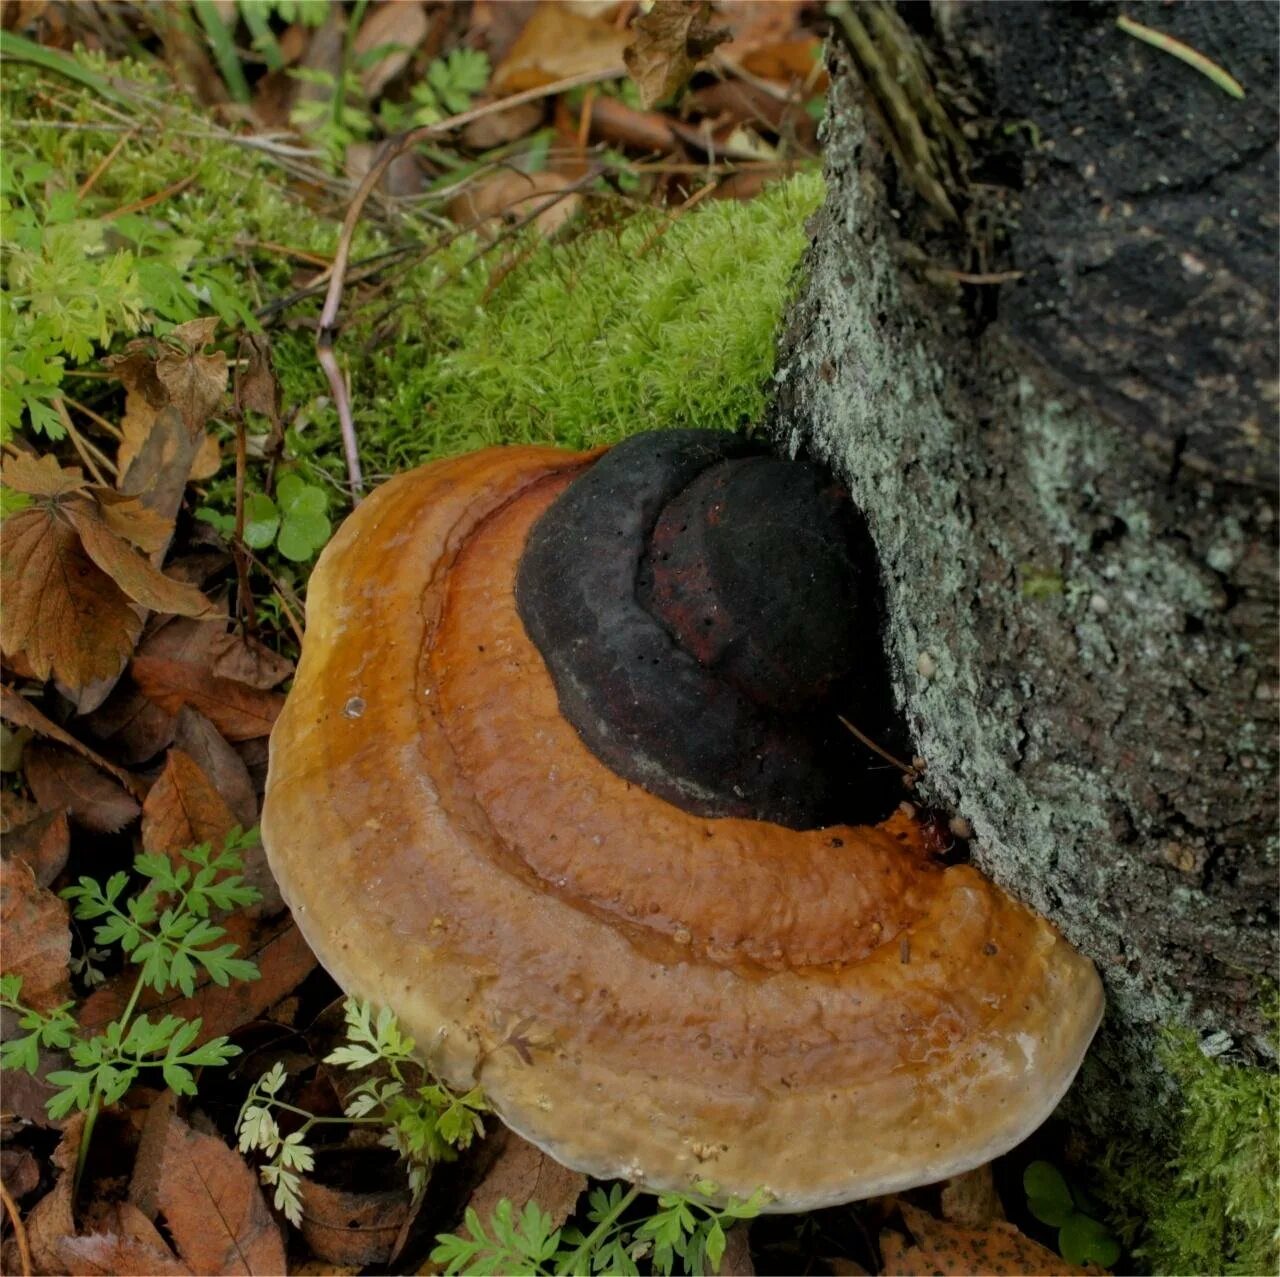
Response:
[1096,1029,1280,1275]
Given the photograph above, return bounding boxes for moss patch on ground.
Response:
[1095,1027,1280,1275]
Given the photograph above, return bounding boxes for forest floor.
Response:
[0,2,1220,1274]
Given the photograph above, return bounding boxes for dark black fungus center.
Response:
[515,429,905,829]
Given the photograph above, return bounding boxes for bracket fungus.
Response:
[262,431,1104,1210]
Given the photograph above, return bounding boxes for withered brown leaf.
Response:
[142,747,237,858]
[150,1109,286,1276]
[624,0,731,108]
[132,656,285,741]
[1,477,219,689]
[0,853,71,1011]
[24,741,142,834]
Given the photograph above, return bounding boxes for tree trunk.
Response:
[768,1,1277,1134]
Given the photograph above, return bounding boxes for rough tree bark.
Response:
[768,1,1277,1133]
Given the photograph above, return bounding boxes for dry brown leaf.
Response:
[1,509,144,688]
[142,748,238,858]
[624,0,730,108]
[1,684,147,796]
[151,1109,285,1276]
[2,809,70,886]
[81,677,179,767]
[0,1146,40,1199]
[63,496,218,618]
[207,630,294,691]
[460,97,546,148]
[465,1131,586,1240]
[25,1113,84,1276]
[2,451,87,498]
[720,1223,755,1277]
[0,854,70,1010]
[354,0,428,96]
[80,914,316,1044]
[450,170,581,238]
[58,1202,193,1277]
[237,334,282,428]
[156,318,228,433]
[1,789,41,830]
[132,656,285,741]
[1,480,218,690]
[491,1,629,93]
[25,741,142,834]
[941,1163,1004,1229]
[880,1202,1101,1277]
[174,706,259,829]
[298,1179,412,1267]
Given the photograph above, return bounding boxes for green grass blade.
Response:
[193,0,252,104]
[239,1,284,72]
[1116,15,1245,100]
[0,31,129,104]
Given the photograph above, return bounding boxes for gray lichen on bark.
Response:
[768,13,1277,1131]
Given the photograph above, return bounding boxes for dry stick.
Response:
[0,1179,32,1277]
[100,170,199,222]
[76,126,136,200]
[54,399,114,484]
[317,67,624,501]
[837,713,914,775]
[62,394,124,440]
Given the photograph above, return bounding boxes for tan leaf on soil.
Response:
[132,656,285,741]
[63,496,219,618]
[151,1109,285,1276]
[0,853,70,1010]
[174,706,259,829]
[2,683,148,796]
[465,1130,586,1239]
[298,1178,412,1267]
[25,741,142,834]
[156,322,227,433]
[1,452,86,498]
[354,0,428,96]
[491,1,629,93]
[623,0,730,108]
[58,1202,193,1276]
[2,809,70,886]
[25,1113,84,1276]
[880,1202,1101,1277]
[142,748,238,857]
[940,1162,1004,1229]
[1,509,143,688]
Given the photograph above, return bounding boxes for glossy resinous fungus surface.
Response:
[515,429,899,829]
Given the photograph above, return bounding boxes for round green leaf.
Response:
[1059,1213,1121,1269]
[243,492,279,549]
[1024,1160,1075,1227]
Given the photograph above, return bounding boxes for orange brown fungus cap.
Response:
[262,442,1104,1210]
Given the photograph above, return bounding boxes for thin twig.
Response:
[101,170,199,222]
[0,1179,33,1277]
[317,67,624,500]
[54,399,113,483]
[61,394,124,440]
[76,126,136,200]
[837,714,913,774]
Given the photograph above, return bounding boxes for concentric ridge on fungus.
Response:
[262,438,1105,1210]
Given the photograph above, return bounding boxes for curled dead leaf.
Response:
[0,853,70,1011]
[141,747,237,858]
[2,809,70,886]
[24,741,142,834]
[297,1178,412,1267]
[132,656,285,741]
[491,2,630,93]
[624,0,731,108]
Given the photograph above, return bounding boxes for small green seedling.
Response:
[0,828,263,1184]
[1025,1159,1121,1269]
[432,1180,767,1277]
[237,996,487,1225]
[199,473,331,562]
